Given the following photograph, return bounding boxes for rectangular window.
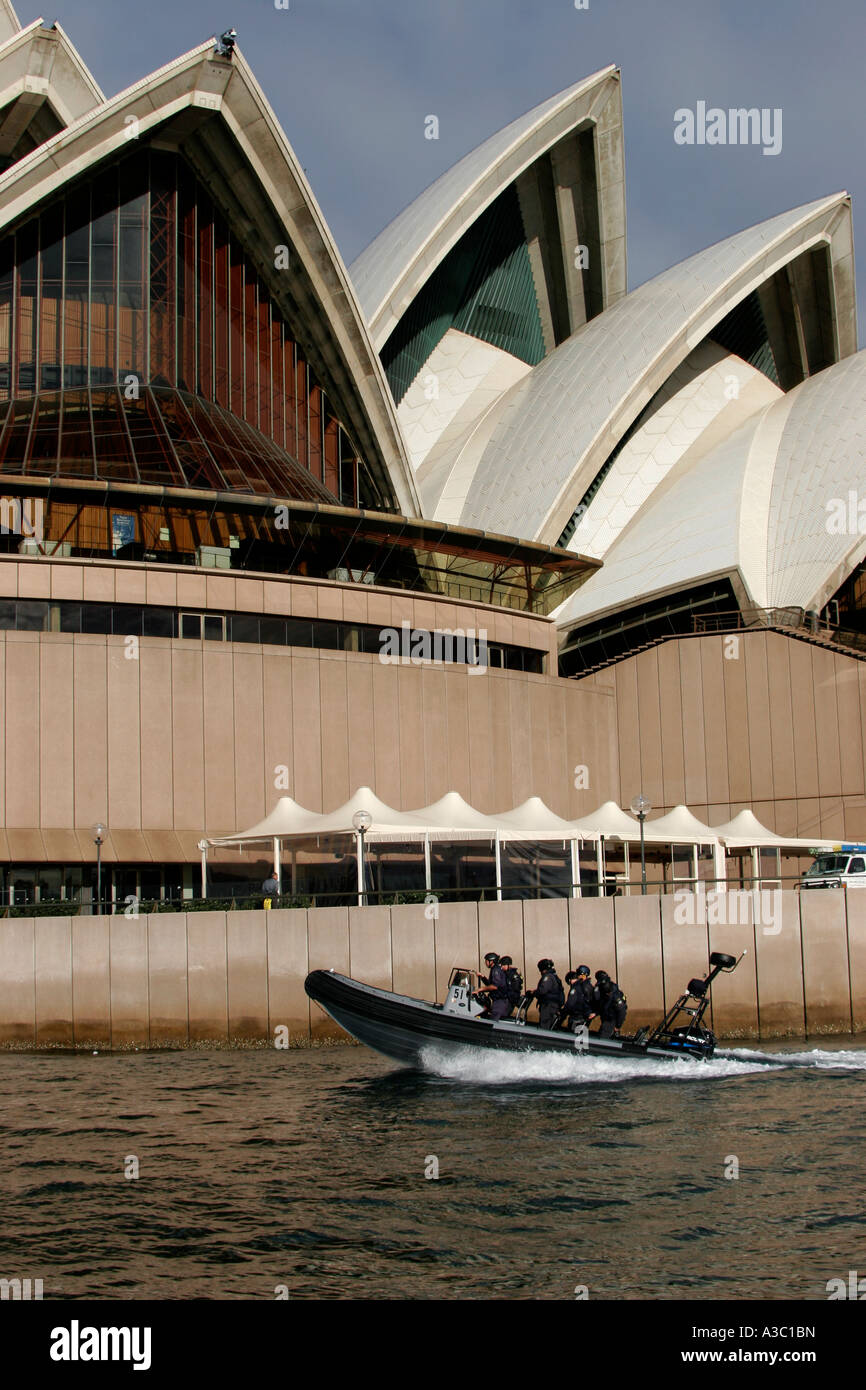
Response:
[257,283,271,440]
[312,620,340,650]
[213,215,229,408]
[149,154,176,385]
[203,614,225,641]
[244,269,258,429]
[296,355,308,467]
[142,608,175,638]
[89,170,117,387]
[39,205,64,391]
[308,380,323,480]
[111,605,143,635]
[16,222,38,395]
[176,179,196,392]
[180,612,201,639]
[324,414,339,496]
[270,315,284,450]
[259,616,287,646]
[229,614,260,643]
[229,241,244,418]
[197,195,214,399]
[118,161,148,384]
[339,427,358,506]
[64,188,90,389]
[0,237,13,401]
[285,618,313,648]
[284,337,297,459]
[16,600,49,631]
[87,389,131,480]
[81,604,114,634]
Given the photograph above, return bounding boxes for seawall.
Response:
[0,891,863,1048]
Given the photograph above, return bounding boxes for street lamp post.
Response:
[352,810,372,907]
[92,823,105,915]
[630,795,652,895]
[197,840,209,901]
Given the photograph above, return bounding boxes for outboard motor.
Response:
[441,968,485,1018]
[646,951,744,1059]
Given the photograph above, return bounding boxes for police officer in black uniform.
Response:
[499,956,523,1017]
[562,965,595,1030]
[593,969,627,1037]
[478,952,511,1019]
[529,959,564,1030]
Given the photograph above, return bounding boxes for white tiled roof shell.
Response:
[558,349,866,629]
[766,350,866,611]
[458,194,852,543]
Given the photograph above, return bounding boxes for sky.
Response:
[30,0,866,341]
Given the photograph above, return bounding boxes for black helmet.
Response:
[484,952,499,965]
[596,969,610,983]
[500,955,513,967]
[577,965,591,977]
[537,958,554,973]
[565,970,578,983]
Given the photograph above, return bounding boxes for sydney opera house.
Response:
[0,2,864,910]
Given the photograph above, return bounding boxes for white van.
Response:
[801,847,866,890]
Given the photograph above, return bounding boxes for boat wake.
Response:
[419,1043,866,1085]
[717,1045,866,1071]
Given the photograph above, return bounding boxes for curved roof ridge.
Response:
[350,65,620,342]
[456,192,854,543]
[0,38,215,195]
[0,17,105,118]
[0,0,19,45]
[764,349,866,611]
[50,23,107,105]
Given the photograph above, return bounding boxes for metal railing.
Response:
[0,874,817,916]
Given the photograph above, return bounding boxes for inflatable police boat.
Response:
[304,950,743,1070]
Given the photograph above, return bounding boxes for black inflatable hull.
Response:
[304,970,712,1070]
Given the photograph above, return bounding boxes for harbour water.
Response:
[1,1041,865,1301]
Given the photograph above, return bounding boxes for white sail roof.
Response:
[208,791,839,852]
[570,801,642,839]
[641,805,717,843]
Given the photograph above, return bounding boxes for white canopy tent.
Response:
[204,790,837,903]
[710,808,835,850]
[207,786,588,901]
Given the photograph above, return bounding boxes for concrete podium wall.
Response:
[1,890,864,1047]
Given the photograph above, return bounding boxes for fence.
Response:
[0,873,820,916]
